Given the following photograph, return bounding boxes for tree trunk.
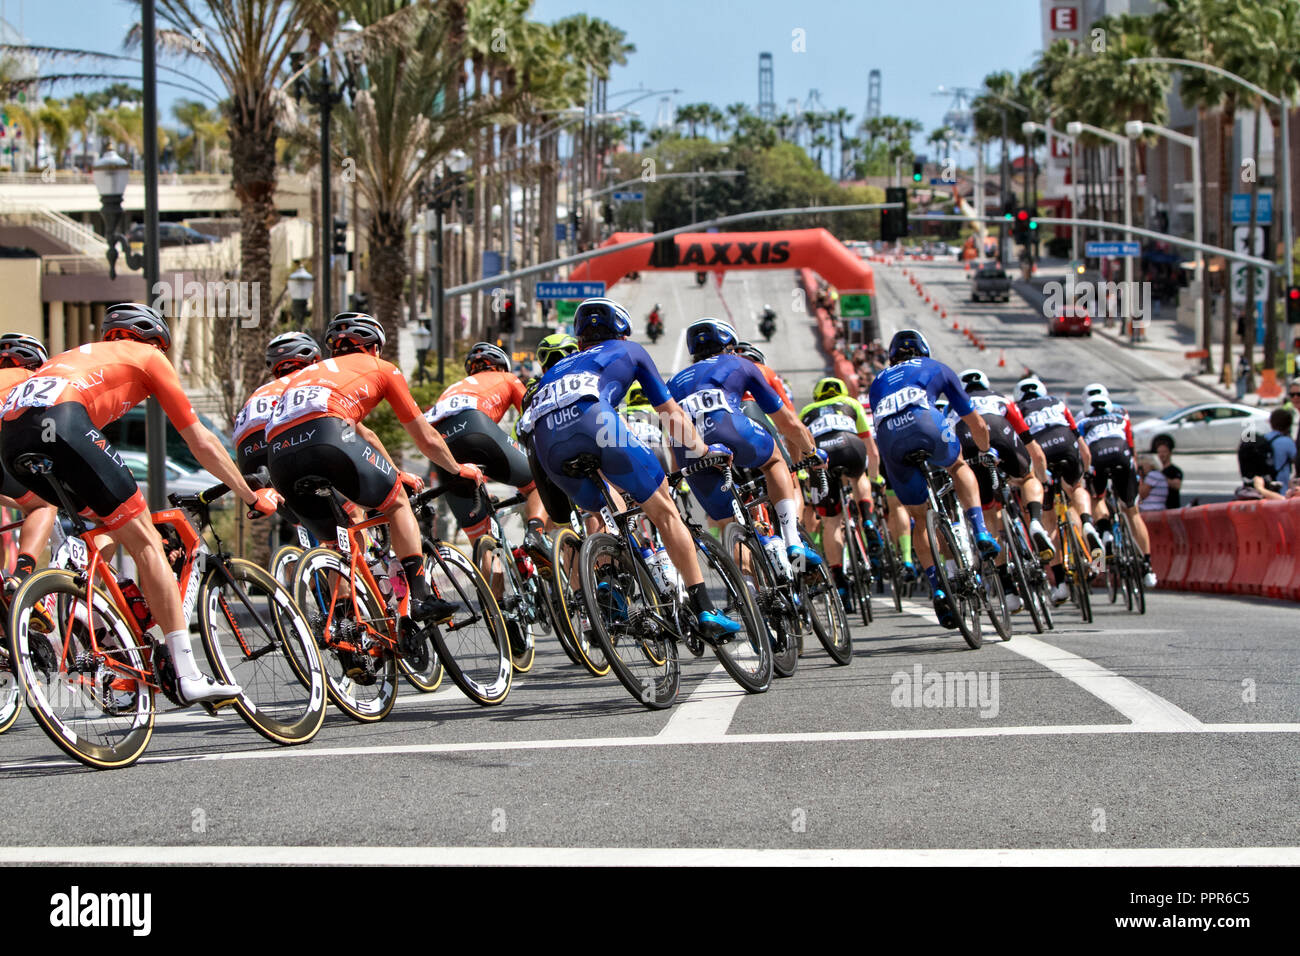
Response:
[229,105,278,401]
[368,210,407,363]
[1265,107,1283,371]
[1221,105,1236,383]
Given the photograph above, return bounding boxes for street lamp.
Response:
[93,149,143,280]
[288,265,314,325]
[429,148,471,384]
[1067,120,1135,332]
[1126,119,1208,371]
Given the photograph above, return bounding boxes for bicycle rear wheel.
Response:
[473,535,536,674]
[1002,516,1042,634]
[550,529,611,676]
[579,532,679,709]
[696,533,771,694]
[8,569,154,769]
[198,559,327,745]
[925,510,982,648]
[424,542,512,706]
[798,530,852,664]
[844,512,872,627]
[0,632,22,733]
[1068,530,1094,623]
[723,523,796,678]
[981,555,1012,641]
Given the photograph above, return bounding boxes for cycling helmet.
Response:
[0,333,48,370]
[465,341,510,374]
[959,368,990,393]
[266,331,320,376]
[1017,376,1047,400]
[625,384,649,407]
[536,332,578,371]
[1090,397,1114,414]
[102,302,171,352]
[1083,382,1110,404]
[685,317,738,358]
[325,312,385,355]
[573,297,632,341]
[888,328,931,364]
[813,377,848,401]
[734,341,765,364]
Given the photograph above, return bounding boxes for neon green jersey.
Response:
[799,394,872,439]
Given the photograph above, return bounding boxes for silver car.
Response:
[1131,402,1271,453]
[118,451,223,500]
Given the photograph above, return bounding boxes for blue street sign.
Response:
[1085,241,1140,257]
[535,281,607,300]
[928,178,954,186]
[555,223,569,241]
[611,191,645,202]
[1232,192,1272,225]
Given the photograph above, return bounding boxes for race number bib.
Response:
[1,376,68,414]
[970,394,1005,416]
[1025,405,1068,433]
[531,371,601,418]
[267,385,331,429]
[874,385,928,418]
[1089,420,1126,442]
[233,394,277,439]
[627,418,663,445]
[679,388,732,421]
[517,404,536,436]
[809,412,856,437]
[426,392,479,423]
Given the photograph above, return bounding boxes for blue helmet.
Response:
[888,328,931,364]
[685,317,738,357]
[573,297,631,341]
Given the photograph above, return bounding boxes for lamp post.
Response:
[288,265,314,326]
[1067,120,1134,333]
[92,149,143,280]
[428,149,470,384]
[1126,119,1207,371]
[291,17,362,336]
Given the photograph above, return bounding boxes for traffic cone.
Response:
[941,309,947,319]
[997,350,1006,368]
[933,302,940,312]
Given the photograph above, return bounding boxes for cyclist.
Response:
[758,304,778,339]
[799,376,883,606]
[646,303,665,341]
[0,304,280,704]
[425,341,545,542]
[264,312,484,644]
[668,318,820,574]
[734,340,801,468]
[0,334,57,593]
[1077,394,1158,589]
[1016,375,1103,603]
[233,331,321,475]
[622,383,673,475]
[529,297,740,640]
[515,333,582,558]
[868,329,996,629]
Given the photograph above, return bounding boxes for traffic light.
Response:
[882,187,909,241]
[911,160,924,183]
[1013,208,1033,245]
[332,217,347,255]
[1288,285,1300,324]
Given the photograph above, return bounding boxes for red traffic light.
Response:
[1289,286,1300,301]
[1016,209,1029,222]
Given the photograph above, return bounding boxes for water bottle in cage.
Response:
[512,546,536,579]
[950,518,975,567]
[760,533,792,579]
[640,545,673,596]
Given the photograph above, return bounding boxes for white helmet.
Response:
[959,368,990,393]
[1089,396,1114,414]
[1017,376,1047,399]
[1083,382,1110,404]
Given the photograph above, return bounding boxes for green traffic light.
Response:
[1029,221,1038,230]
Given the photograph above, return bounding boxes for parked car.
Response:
[971,264,1011,302]
[118,451,221,499]
[1131,402,1270,453]
[99,407,236,472]
[1047,302,1093,337]
[127,222,219,248]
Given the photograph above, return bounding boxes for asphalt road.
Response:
[0,265,1294,864]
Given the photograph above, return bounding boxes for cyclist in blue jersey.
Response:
[531,297,741,641]
[668,319,820,573]
[869,329,997,629]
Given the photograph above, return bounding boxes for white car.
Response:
[1130,402,1271,453]
[118,451,222,499]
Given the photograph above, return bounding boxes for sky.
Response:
[5,0,1046,153]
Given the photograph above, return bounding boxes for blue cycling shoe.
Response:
[932,589,958,630]
[975,532,1001,560]
[696,608,741,643]
[596,581,629,624]
[787,542,823,568]
[902,561,919,583]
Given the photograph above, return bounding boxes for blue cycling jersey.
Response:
[667,353,783,416]
[868,357,974,422]
[529,338,670,428]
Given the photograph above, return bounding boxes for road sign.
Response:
[839,292,872,318]
[553,299,578,323]
[1232,192,1273,225]
[1230,226,1269,304]
[611,191,644,202]
[535,281,606,300]
[1084,241,1140,257]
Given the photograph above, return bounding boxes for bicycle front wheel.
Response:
[1067,530,1094,623]
[271,544,303,592]
[198,558,327,745]
[981,554,1012,642]
[798,530,852,665]
[550,528,611,677]
[0,629,22,733]
[722,523,796,678]
[474,535,535,674]
[425,541,512,706]
[845,514,872,627]
[8,570,154,769]
[697,533,771,694]
[925,510,982,649]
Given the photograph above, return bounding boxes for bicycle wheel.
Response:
[0,631,22,734]
[579,531,679,709]
[424,542,512,706]
[271,544,303,592]
[696,533,771,694]
[981,555,1012,641]
[844,514,872,627]
[474,535,535,674]
[879,525,904,613]
[1067,529,1094,623]
[797,530,852,665]
[722,523,796,679]
[198,559,327,745]
[294,547,399,723]
[925,510,982,649]
[1012,530,1045,634]
[8,569,154,769]
[550,528,611,677]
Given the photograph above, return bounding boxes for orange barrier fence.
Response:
[797,268,859,396]
[1144,498,1300,600]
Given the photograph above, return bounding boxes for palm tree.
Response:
[829,106,853,180]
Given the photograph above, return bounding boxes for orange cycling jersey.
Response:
[0,340,197,431]
[743,362,794,411]
[265,352,420,439]
[233,375,292,445]
[0,367,32,403]
[425,370,525,425]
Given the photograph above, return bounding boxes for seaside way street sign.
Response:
[611,191,645,202]
[535,281,606,300]
[1085,241,1140,257]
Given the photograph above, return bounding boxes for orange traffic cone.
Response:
[997,350,1006,367]
[941,309,948,319]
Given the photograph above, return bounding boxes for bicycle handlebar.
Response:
[670,452,733,491]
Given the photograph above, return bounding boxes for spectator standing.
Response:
[1138,454,1169,511]
[1154,438,1182,508]
[1264,407,1297,486]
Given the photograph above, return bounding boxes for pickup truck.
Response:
[971,264,1012,303]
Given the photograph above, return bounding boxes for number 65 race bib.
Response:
[267,385,332,429]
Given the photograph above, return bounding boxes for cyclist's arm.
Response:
[960,411,991,453]
[862,429,881,482]
[1077,435,1092,472]
[1025,437,1049,483]
[770,403,815,460]
[383,363,465,475]
[178,422,261,506]
[656,399,710,457]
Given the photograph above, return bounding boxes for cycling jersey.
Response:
[1020,393,1083,483]
[0,340,197,431]
[233,375,292,471]
[265,352,420,440]
[430,408,535,537]
[1078,408,1138,506]
[624,402,673,474]
[947,387,1033,505]
[799,395,872,441]
[0,368,42,508]
[532,340,673,510]
[745,361,794,411]
[425,370,525,425]
[868,357,974,506]
[808,433,867,516]
[516,378,575,523]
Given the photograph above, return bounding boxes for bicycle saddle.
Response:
[293,475,333,497]
[14,453,53,475]
[902,449,934,467]
[560,453,602,478]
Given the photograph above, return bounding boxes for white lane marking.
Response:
[657,663,746,740]
[898,600,1204,730]
[150,682,463,728]
[0,845,1295,866]
[4,721,1296,773]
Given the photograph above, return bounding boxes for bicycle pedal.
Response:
[199,696,238,717]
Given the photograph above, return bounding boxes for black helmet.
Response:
[465,341,510,374]
[0,333,48,370]
[325,312,385,356]
[887,328,931,364]
[103,302,171,352]
[266,331,321,376]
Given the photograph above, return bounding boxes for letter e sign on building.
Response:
[1050,6,1077,32]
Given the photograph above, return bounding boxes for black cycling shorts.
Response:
[267,416,402,546]
[813,432,866,517]
[1047,445,1084,487]
[236,433,269,476]
[963,428,1033,507]
[1090,453,1140,508]
[430,408,535,536]
[0,403,144,530]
